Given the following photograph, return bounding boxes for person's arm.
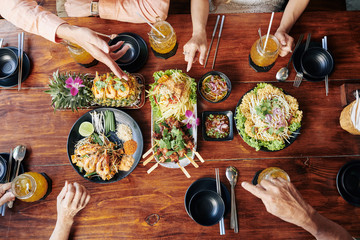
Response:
[50,181,91,240]
[65,0,170,23]
[0,183,15,206]
[183,0,209,72]
[241,178,353,240]
[274,0,310,56]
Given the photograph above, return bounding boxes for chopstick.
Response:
[212,15,225,69]
[215,168,225,235]
[18,32,24,91]
[1,148,13,216]
[204,15,220,68]
[322,36,329,96]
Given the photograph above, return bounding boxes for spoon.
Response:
[226,166,239,233]
[276,33,304,82]
[8,145,26,208]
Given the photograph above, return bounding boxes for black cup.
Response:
[342,163,360,199]
[300,47,334,79]
[0,48,18,80]
[189,190,225,226]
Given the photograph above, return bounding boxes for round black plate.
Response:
[293,42,324,82]
[67,108,143,183]
[109,32,148,73]
[184,177,230,219]
[234,86,301,152]
[0,152,25,183]
[0,47,30,88]
[336,160,360,207]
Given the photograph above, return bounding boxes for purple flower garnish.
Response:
[65,76,85,96]
[182,110,200,129]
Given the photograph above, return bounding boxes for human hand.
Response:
[275,29,294,57]
[56,24,129,80]
[56,181,90,223]
[183,33,207,72]
[64,0,92,17]
[241,178,315,228]
[0,183,15,206]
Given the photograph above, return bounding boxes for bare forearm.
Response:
[50,218,74,240]
[278,0,310,33]
[190,0,209,36]
[302,212,353,240]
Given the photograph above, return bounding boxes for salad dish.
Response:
[67,108,143,183]
[202,111,233,141]
[234,83,302,151]
[198,71,231,103]
[148,69,198,168]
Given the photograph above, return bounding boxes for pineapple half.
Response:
[92,72,142,107]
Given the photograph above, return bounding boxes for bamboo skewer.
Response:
[142,142,158,159]
[147,162,159,174]
[177,163,191,178]
[194,151,205,163]
[143,153,155,166]
[185,154,198,168]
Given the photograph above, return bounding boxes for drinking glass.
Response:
[149,19,177,57]
[249,35,279,72]
[65,41,98,68]
[11,172,49,202]
[258,167,290,183]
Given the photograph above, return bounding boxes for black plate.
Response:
[67,108,143,183]
[109,32,148,73]
[202,111,234,141]
[0,47,30,88]
[234,86,301,152]
[0,152,25,183]
[184,177,230,219]
[198,71,231,103]
[293,42,324,82]
[336,160,360,207]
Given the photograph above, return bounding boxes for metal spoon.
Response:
[276,33,304,82]
[7,145,26,208]
[226,166,239,233]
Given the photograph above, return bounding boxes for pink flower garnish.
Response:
[65,76,85,96]
[182,110,200,129]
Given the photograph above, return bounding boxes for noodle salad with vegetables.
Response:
[235,83,302,151]
[148,70,197,122]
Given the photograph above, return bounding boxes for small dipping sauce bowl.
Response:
[109,34,140,66]
[189,190,225,226]
[198,71,231,103]
[300,47,334,79]
[0,48,18,80]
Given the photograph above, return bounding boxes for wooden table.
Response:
[0,11,360,239]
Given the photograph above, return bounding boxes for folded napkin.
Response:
[350,90,360,131]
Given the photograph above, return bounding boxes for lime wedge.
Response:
[79,121,94,137]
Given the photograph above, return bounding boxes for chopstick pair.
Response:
[204,15,225,69]
[17,32,24,91]
[322,36,329,96]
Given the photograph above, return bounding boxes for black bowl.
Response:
[300,47,334,79]
[336,160,360,207]
[189,190,225,226]
[0,155,7,182]
[109,34,140,66]
[0,47,18,80]
[0,152,25,183]
[202,111,233,141]
[198,71,231,103]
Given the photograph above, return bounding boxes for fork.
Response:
[294,33,311,87]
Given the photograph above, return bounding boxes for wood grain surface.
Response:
[0,11,360,239]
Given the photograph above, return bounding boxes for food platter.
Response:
[67,108,143,183]
[234,83,302,151]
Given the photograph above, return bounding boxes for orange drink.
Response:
[257,167,290,183]
[149,20,177,56]
[12,172,49,202]
[250,35,279,71]
[66,42,98,68]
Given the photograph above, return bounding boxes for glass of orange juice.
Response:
[149,18,177,58]
[65,41,98,68]
[249,35,279,72]
[257,167,290,184]
[11,172,49,202]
